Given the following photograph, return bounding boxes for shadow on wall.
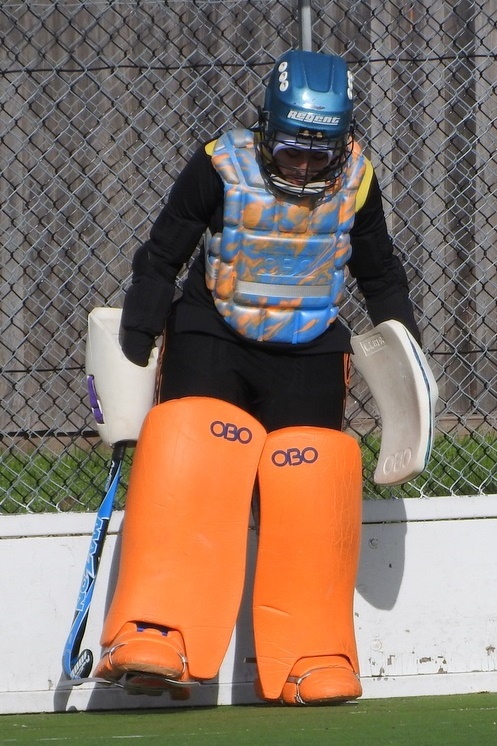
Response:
[356,499,408,611]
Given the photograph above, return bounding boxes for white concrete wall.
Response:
[1,496,496,714]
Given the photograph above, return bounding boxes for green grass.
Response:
[1,695,497,745]
[1,432,496,514]
[0,445,132,514]
[362,431,497,498]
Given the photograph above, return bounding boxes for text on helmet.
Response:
[287,110,342,126]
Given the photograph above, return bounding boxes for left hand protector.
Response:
[351,320,439,486]
[86,307,162,446]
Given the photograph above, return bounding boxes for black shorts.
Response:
[159,331,349,433]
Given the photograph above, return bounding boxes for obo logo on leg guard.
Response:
[271,447,318,467]
[210,420,253,444]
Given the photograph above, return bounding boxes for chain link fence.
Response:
[1,0,496,513]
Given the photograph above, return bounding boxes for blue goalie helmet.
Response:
[257,49,355,195]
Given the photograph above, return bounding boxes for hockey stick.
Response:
[62,441,128,681]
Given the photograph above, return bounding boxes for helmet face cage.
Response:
[257,50,355,195]
[258,128,354,196]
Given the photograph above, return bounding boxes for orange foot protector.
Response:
[93,397,266,692]
[281,655,362,705]
[254,426,363,705]
[95,623,188,682]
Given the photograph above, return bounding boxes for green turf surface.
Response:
[1,694,497,745]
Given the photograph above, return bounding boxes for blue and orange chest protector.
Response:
[206,128,367,344]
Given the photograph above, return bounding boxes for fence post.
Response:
[298,0,313,50]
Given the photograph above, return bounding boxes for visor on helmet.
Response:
[272,134,335,164]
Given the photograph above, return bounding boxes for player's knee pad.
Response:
[100,396,266,680]
[253,426,362,700]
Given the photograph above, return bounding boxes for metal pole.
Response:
[298,0,313,51]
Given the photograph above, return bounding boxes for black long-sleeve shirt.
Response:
[121,139,420,358]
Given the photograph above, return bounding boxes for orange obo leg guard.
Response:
[253,427,363,705]
[95,397,266,684]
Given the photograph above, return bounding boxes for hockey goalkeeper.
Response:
[94,49,421,705]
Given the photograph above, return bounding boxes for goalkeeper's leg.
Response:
[94,396,266,685]
[253,426,363,704]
